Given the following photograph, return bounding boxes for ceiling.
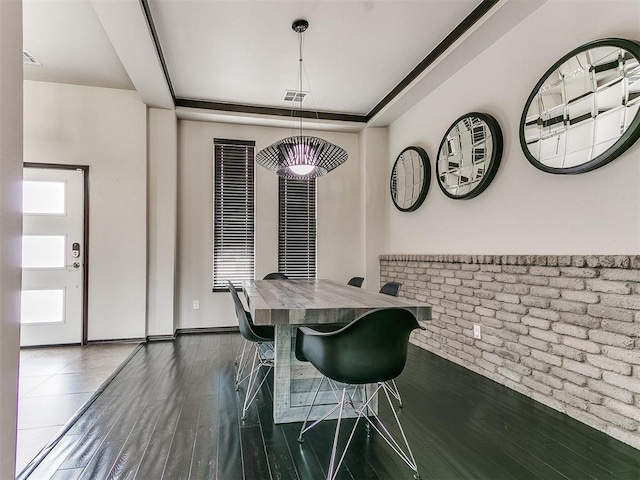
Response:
[22,0,547,131]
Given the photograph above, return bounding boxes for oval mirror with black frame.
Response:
[436,112,503,200]
[520,38,640,174]
[390,146,431,212]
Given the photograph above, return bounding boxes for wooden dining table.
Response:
[242,279,432,424]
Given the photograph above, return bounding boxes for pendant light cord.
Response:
[298,29,304,139]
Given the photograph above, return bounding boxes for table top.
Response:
[242,279,431,326]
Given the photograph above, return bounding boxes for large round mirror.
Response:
[520,38,640,174]
[436,113,503,199]
[390,146,430,212]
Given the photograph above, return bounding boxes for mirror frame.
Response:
[519,38,640,175]
[390,146,431,212]
[436,112,503,200]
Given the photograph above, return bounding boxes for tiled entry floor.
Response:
[17,343,139,474]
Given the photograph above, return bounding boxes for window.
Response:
[213,138,255,290]
[278,177,316,279]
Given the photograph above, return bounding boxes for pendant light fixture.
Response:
[256,19,348,179]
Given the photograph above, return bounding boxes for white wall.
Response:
[388,0,640,255]
[147,107,177,337]
[177,120,361,328]
[359,127,388,289]
[0,2,23,476]
[23,81,148,340]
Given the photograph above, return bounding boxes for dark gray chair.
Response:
[379,281,402,296]
[263,272,288,280]
[227,281,274,420]
[347,276,364,287]
[296,308,423,480]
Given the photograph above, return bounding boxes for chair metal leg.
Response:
[234,338,249,390]
[240,342,274,420]
[387,378,403,408]
[300,377,420,480]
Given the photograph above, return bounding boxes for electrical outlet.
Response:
[473,324,481,339]
[193,300,200,310]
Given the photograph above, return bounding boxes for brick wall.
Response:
[380,254,640,450]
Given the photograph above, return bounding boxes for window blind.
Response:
[278,177,316,279]
[213,138,255,290]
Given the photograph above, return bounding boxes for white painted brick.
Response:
[475,358,497,373]
[474,273,494,281]
[504,323,528,335]
[589,405,639,431]
[522,377,553,396]
[520,295,551,309]
[586,280,632,295]
[461,311,481,323]
[496,310,521,323]
[563,358,602,379]
[550,367,588,386]
[497,367,522,383]
[554,390,589,410]
[588,379,634,404]
[531,349,562,367]
[520,336,550,351]
[528,308,560,321]
[550,344,586,362]
[530,286,562,299]
[495,293,520,304]
[462,279,482,289]
[560,267,598,278]
[482,351,505,366]
[503,304,529,315]
[530,266,561,277]
[521,356,551,373]
[482,283,503,294]
[587,305,634,322]
[601,294,640,310]
[602,346,640,364]
[531,370,564,389]
[587,354,632,375]
[503,284,530,295]
[550,277,585,290]
[551,323,589,339]
[559,312,601,328]
[564,383,603,404]
[463,345,482,358]
[505,341,531,357]
[494,273,518,283]
[563,337,601,354]
[600,269,640,282]
[475,290,495,300]
[522,316,551,330]
[530,328,561,344]
[454,271,475,280]
[603,398,640,422]
[601,320,640,337]
[461,264,480,272]
[603,371,640,393]
[561,290,599,304]
[503,359,532,376]
[480,299,503,311]
[475,306,496,317]
[521,276,550,286]
[480,265,502,273]
[503,265,528,274]
[549,299,587,314]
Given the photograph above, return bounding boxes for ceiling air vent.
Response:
[23,51,41,65]
[282,90,308,103]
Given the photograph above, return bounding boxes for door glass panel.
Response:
[21,289,64,324]
[22,235,65,268]
[23,181,66,214]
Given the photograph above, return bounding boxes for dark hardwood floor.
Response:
[21,333,640,480]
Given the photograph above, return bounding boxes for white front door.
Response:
[21,166,86,346]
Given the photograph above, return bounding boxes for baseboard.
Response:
[176,326,239,335]
[87,337,146,345]
[146,334,176,342]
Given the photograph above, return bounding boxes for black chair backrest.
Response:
[263,272,288,280]
[379,281,401,297]
[347,277,364,287]
[296,308,420,385]
[227,281,272,343]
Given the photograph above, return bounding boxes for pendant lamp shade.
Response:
[256,135,348,179]
[255,19,348,179]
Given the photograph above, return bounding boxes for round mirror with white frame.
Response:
[390,146,431,212]
[520,38,640,174]
[436,112,503,200]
